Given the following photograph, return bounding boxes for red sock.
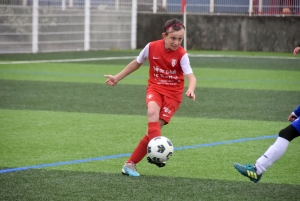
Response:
[128,135,149,164]
[127,122,161,164]
[147,122,161,140]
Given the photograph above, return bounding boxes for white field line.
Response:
[0,54,298,65]
[189,54,299,60]
[0,56,136,65]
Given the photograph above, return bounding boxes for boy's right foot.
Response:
[147,156,166,168]
[122,162,140,177]
[233,163,262,183]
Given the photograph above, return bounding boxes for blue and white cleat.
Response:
[122,162,140,177]
[233,163,262,183]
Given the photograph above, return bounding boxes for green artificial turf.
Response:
[0,50,299,200]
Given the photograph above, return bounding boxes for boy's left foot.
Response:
[122,162,140,177]
[233,163,262,183]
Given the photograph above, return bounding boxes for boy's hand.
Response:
[288,113,297,122]
[294,47,300,56]
[104,75,118,86]
[185,90,196,101]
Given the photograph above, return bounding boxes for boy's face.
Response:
[162,29,184,51]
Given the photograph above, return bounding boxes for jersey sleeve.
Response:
[136,43,150,64]
[180,53,193,75]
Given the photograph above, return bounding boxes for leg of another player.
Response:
[233,124,300,183]
[255,124,299,174]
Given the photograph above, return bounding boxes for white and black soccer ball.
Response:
[147,136,174,163]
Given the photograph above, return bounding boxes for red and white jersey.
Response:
[137,39,193,102]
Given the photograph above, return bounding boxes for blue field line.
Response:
[0,134,278,174]
[175,134,277,150]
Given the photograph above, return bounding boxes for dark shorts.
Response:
[291,118,300,134]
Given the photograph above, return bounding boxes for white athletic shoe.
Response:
[121,162,140,177]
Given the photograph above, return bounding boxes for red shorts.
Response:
[146,90,180,124]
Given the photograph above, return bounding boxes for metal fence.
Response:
[0,0,135,54]
[1,0,299,15]
[0,0,299,54]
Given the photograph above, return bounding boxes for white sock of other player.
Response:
[255,137,289,175]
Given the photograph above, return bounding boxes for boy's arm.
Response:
[185,73,197,101]
[105,59,142,86]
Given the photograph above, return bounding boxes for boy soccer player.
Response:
[105,19,197,177]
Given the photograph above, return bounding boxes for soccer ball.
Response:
[147,136,174,163]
